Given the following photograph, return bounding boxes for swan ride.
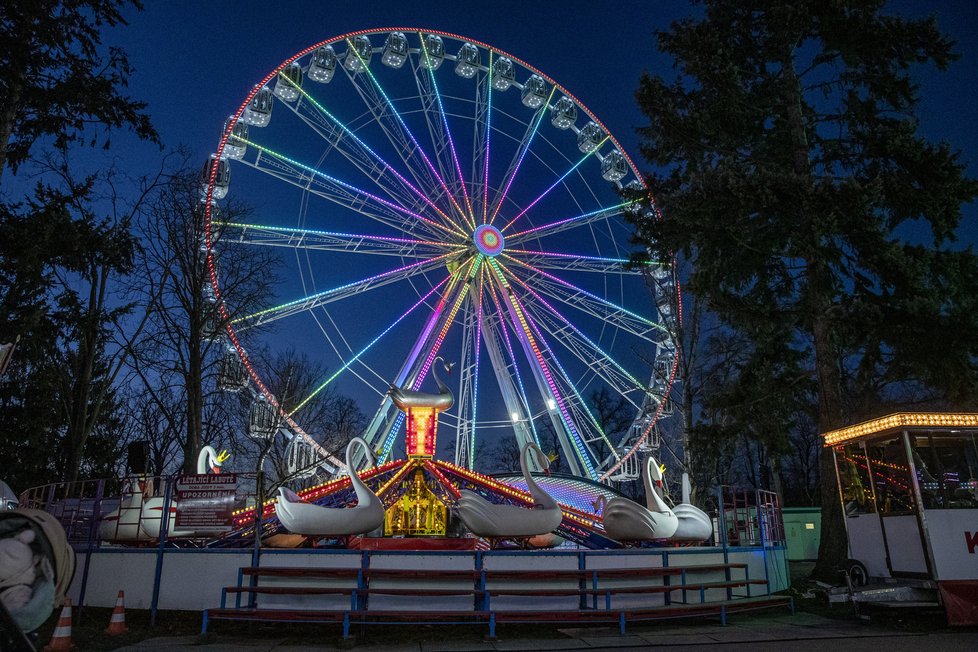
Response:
[276,437,385,536]
[602,455,713,543]
[602,455,679,541]
[457,441,563,539]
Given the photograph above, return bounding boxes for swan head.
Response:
[647,455,666,486]
[212,449,230,473]
[434,356,455,375]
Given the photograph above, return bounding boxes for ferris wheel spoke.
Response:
[341,38,470,225]
[511,275,647,406]
[453,273,484,468]
[506,248,647,275]
[483,277,541,449]
[507,203,630,245]
[232,252,460,330]
[215,222,459,259]
[515,284,622,468]
[282,87,469,234]
[470,53,492,225]
[375,255,484,460]
[289,272,455,418]
[412,33,476,227]
[501,255,663,343]
[487,259,597,479]
[499,137,609,233]
[355,263,473,466]
[237,140,462,241]
[486,89,555,226]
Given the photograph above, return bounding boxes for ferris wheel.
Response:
[202,29,679,483]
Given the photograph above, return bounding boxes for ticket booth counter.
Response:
[824,413,978,625]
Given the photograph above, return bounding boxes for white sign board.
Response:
[175,474,237,531]
[924,508,978,580]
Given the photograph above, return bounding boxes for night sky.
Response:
[89,1,978,466]
[109,1,978,201]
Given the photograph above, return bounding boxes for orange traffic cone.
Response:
[42,598,75,652]
[104,590,128,635]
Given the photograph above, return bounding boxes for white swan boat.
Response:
[602,455,679,541]
[276,437,385,536]
[457,442,563,538]
[672,473,714,542]
[99,446,230,542]
[602,457,713,543]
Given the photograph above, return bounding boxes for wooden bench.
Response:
[206,560,773,633]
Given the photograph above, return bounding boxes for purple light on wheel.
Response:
[473,224,504,257]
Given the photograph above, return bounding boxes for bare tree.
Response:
[132,167,278,474]
[242,348,366,490]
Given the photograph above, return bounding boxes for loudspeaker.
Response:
[127,440,151,475]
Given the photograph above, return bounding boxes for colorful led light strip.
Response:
[374,264,469,460]
[234,250,459,324]
[507,202,630,241]
[488,85,556,226]
[500,136,609,233]
[485,274,541,447]
[502,253,661,330]
[240,136,465,239]
[506,248,646,267]
[516,282,619,461]
[481,50,493,224]
[379,256,482,459]
[289,274,452,416]
[278,74,466,234]
[470,265,485,468]
[503,263,645,392]
[217,221,463,252]
[345,37,469,225]
[418,32,476,228]
[488,259,597,479]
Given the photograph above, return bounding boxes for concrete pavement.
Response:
[112,611,978,651]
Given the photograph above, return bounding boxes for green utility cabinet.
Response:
[782,507,821,561]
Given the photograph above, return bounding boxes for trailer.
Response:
[824,412,978,625]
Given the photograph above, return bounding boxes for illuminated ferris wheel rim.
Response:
[202,27,679,482]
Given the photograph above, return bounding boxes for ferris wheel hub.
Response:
[473,224,504,257]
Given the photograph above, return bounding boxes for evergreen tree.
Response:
[0,0,158,487]
[0,0,157,180]
[630,0,978,579]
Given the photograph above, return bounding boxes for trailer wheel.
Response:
[845,559,869,587]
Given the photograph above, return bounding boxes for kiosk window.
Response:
[836,443,876,514]
[864,436,916,514]
[909,432,978,509]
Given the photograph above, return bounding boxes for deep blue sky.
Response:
[110,0,978,200]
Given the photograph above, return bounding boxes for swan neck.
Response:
[521,445,555,508]
[197,446,215,474]
[642,458,656,510]
[432,357,448,394]
[346,438,373,505]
